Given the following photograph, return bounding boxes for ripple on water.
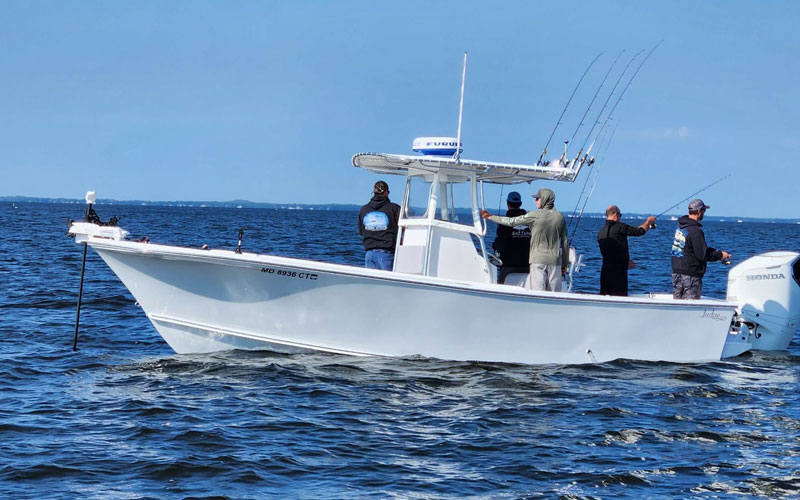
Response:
[1,204,799,497]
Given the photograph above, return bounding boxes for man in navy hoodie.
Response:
[670,199,731,299]
[491,191,531,284]
[358,180,401,270]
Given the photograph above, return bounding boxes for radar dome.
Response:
[412,137,463,156]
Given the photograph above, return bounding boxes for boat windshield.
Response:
[405,176,430,219]
[403,176,476,227]
[440,181,476,226]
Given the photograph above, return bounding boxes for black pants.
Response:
[498,266,529,284]
[600,265,628,296]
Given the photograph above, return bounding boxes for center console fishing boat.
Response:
[68,52,800,364]
[68,136,800,364]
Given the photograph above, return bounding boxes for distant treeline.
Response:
[2,196,797,223]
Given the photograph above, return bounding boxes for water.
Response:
[1,202,799,498]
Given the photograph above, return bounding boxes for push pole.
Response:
[73,190,96,351]
[73,242,88,351]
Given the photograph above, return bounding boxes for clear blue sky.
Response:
[2,1,798,218]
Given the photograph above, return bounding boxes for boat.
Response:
[67,56,800,365]
[67,139,800,364]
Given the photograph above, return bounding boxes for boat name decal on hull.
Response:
[699,309,728,321]
[260,267,318,280]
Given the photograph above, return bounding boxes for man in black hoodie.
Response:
[491,191,531,284]
[670,198,731,299]
[358,180,401,270]
[597,205,656,296]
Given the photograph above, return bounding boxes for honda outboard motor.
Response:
[726,251,800,350]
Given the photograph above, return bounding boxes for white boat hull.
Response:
[88,239,741,365]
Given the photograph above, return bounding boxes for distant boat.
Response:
[12,203,18,209]
[738,219,743,223]
[669,216,677,221]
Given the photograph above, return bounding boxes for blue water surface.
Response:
[1,202,799,498]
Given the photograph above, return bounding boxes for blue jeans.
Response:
[365,249,394,271]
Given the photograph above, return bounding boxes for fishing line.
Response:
[653,174,732,221]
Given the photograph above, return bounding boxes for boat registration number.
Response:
[260,267,318,280]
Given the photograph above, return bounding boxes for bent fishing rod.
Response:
[651,173,732,228]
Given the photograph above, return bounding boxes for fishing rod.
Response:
[652,174,732,226]
[537,52,604,165]
[558,50,641,179]
[497,185,504,212]
[575,50,642,158]
[566,123,610,235]
[567,41,662,181]
[588,40,664,153]
[568,122,620,245]
[568,50,625,145]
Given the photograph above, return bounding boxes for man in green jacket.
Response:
[481,187,569,291]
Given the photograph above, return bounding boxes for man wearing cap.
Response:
[481,187,569,291]
[491,191,532,284]
[358,180,401,271]
[597,205,657,296]
[670,199,731,299]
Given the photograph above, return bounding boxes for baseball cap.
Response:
[507,191,522,203]
[688,199,710,211]
[532,189,544,199]
[373,181,389,195]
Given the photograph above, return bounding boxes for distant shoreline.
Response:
[3,196,798,223]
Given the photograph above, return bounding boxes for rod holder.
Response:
[235,227,244,254]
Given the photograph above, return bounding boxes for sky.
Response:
[1,1,798,218]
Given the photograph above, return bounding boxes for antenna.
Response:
[454,52,467,162]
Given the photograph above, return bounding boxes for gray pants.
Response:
[672,273,702,299]
[529,264,563,292]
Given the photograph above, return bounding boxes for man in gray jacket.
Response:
[481,187,569,291]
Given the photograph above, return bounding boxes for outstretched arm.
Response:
[482,210,538,227]
[639,216,656,231]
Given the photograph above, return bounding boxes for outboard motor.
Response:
[726,252,800,350]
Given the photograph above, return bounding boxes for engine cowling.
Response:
[726,251,800,350]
